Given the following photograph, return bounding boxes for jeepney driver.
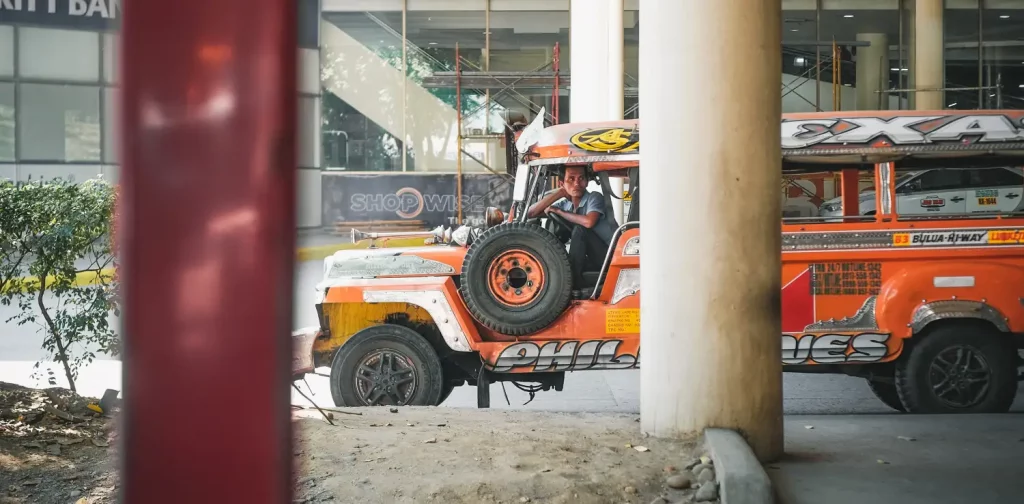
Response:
[526,165,617,287]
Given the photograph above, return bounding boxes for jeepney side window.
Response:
[965,167,1023,189]
[914,169,966,192]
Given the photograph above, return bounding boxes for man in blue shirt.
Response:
[527,165,617,287]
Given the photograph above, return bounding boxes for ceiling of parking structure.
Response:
[325,8,1024,61]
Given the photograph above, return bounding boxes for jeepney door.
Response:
[964,167,1024,214]
[895,169,967,215]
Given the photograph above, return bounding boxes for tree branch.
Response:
[35,270,76,393]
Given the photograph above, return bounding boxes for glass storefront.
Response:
[0,23,117,182]
[320,1,572,173]
[3,0,1022,182]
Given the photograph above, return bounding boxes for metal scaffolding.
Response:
[418,43,567,225]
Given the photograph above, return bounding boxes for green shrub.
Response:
[1,177,118,393]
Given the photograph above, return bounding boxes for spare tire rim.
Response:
[487,249,546,307]
[353,349,417,406]
[928,345,991,409]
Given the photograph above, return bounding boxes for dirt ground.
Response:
[0,383,118,504]
[292,407,710,504]
[2,382,717,504]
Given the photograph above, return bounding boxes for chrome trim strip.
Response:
[879,162,893,214]
[622,236,640,256]
[910,299,1009,333]
[610,268,640,304]
[804,296,879,331]
[529,154,640,166]
[326,255,456,279]
[781,226,1024,252]
[362,287,473,352]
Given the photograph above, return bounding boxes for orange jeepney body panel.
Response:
[780,220,1024,366]
[313,221,1024,374]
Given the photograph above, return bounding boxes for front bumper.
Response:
[291,326,321,378]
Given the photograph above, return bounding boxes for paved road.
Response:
[2,260,1023,416]
[772,414,1024,504]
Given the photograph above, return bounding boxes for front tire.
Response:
[865,379,906,412]
[895,322,1018,414]
[329,324,445,407]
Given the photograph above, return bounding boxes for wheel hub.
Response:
[487,249,545,307]
[353,349,417,406]
[928,345,991,409]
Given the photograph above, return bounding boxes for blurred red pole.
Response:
[118,0,296,501]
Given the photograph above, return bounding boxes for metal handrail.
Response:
[589,221,640,300]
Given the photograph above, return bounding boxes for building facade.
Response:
[2,0,1023,227]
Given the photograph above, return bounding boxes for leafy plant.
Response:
[1,177,119,393]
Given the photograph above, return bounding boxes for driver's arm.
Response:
[550,193,602,228]
[527,187,568,219]
[551,208,600,228]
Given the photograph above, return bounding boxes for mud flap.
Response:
[477,366,491,409]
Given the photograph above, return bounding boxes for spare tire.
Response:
[460,222,572,336]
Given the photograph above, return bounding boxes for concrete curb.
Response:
[3,237,432,293]
[704,428,774,504]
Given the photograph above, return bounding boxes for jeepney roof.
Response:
[527,110,1024,173]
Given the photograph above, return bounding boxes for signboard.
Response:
[322,172,513,228]
[0,0,320,48]
[0,0,122,31]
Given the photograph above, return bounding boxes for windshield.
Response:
[894,172,915,187]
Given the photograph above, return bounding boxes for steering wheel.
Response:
[545,211,574,236]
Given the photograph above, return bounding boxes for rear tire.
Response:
[865,379,906,412]
[460,222,572,336]
[329,324,445,407]
[894,322,1018,414]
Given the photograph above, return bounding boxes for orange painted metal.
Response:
[840,168,860,217]
[318,216,1024,374]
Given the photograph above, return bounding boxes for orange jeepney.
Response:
[292,108,1024,414]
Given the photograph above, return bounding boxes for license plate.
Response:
[978,197,997,206]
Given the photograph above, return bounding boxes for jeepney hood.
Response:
[314,245,467,301]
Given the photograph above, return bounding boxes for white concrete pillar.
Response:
[638,0,783,462]
[856,33,889,110]
[913,0,944,110]
[570,0,626,224]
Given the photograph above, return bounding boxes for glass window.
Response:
[0,83,14,162]
[943,1,980,109]
[103,33,119,83]
[298,96,320,168]
[406,9,487,172]
[19,84,101,162]
[103,88,118,163]
[967,167,1024,188]
[911,169,966,192]
[19,27,100,82]
[0,26,13,77]
[982,1,1024,109]
[321,11,408,171]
